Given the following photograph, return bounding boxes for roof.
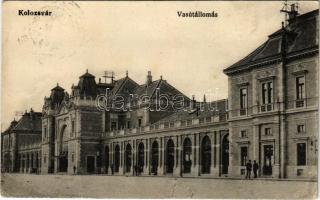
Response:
[224,9,319,75]
[12,111,42,133]
[2,119,18,135]
[79,71,95,78]
[134,80,162,97]
[153,99,228,124]
[77,70,98,98]
[51,84,64,91]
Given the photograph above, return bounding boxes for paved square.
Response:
[1,174,317,198]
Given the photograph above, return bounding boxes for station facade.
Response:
[1,9,318,180]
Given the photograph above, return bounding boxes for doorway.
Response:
[137,143,144,174]
[221,134,229,174]
[125,144,132,173]
[201,135,211,174]
[263,145,273,176]
[87,156,95,173]
[183,138,192,173]
[166,139,175,174]
[151,141,159,175]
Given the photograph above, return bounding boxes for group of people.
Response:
[245,160,259,179]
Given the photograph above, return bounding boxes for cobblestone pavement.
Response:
[1,173,317,199]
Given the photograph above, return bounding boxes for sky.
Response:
[2,1,318,130]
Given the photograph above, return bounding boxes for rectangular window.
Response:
[297,143,306,166]
[199,118,204,124]
[72,121,75,133]
[240,146,248,166]
[169,122,174,128]
[127,121,131,129]
[44,127,47,138]
[240,130,247,138]
[181,121,186,127]
[138,118,142,127]
[72,153,75,162]
[297,125,305,133]
[164,122,169,128]
[111,122,117,131]
[240,88,247,110]
[186,119,192,126]
[262,82,273,104]
[296,76,305,100]
[265,128,272,136]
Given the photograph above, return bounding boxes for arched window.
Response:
[201,135,211,174]
[183,138,192,173]
[105,146,109,173]
[125,144,132,173]
[114,145,120,173]
[137,143,144,173]
[221,134,229,174]
[151,141,159,175]
[166,139,175,174]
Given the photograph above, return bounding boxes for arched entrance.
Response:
[183,138,192,173]
[105,146,109,174]
[137,143,144,174]
[166,139,175,174]
[125,144,132,173]
[59,125,68,172]
[221,134,229,174]
[201,135,211,174]
[151,141,159,175]
[114,145,120,173]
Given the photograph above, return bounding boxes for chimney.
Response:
[146,71,152,86]
[191,95,196,109]
[288,4,299,24]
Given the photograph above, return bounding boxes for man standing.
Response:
[253,160,259,178]
[246,160,252,179]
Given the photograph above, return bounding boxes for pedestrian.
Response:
[111,163,114,175]
[134,165,137,176]
[246,160,252,179]
[73,166,76,175]
[253,160,259,178]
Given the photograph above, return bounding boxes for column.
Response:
[144,139,148,175]
[132,141,135,176]
[28,154,31,173]
[216,132,221,176]
[174,136,181,176]
[111,143,114,175]
[120,142,124,175]
[20,155,23,173]
[211,132,219,176]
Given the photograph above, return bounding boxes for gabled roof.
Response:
[224,9,319,75]
[134,80,162,97]
[133,79,190,100]
[12,112,42,133]
[110,76,140,96]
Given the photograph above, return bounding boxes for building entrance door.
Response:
[87,156,95,173]
[151,141,159,175]
[183,138,192,173]
[59,155,68,172]
[221,134,229,174]
[137,143,144,174]
[263,145,273,176]
[166,139,175,174]
[125,144,132,173]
